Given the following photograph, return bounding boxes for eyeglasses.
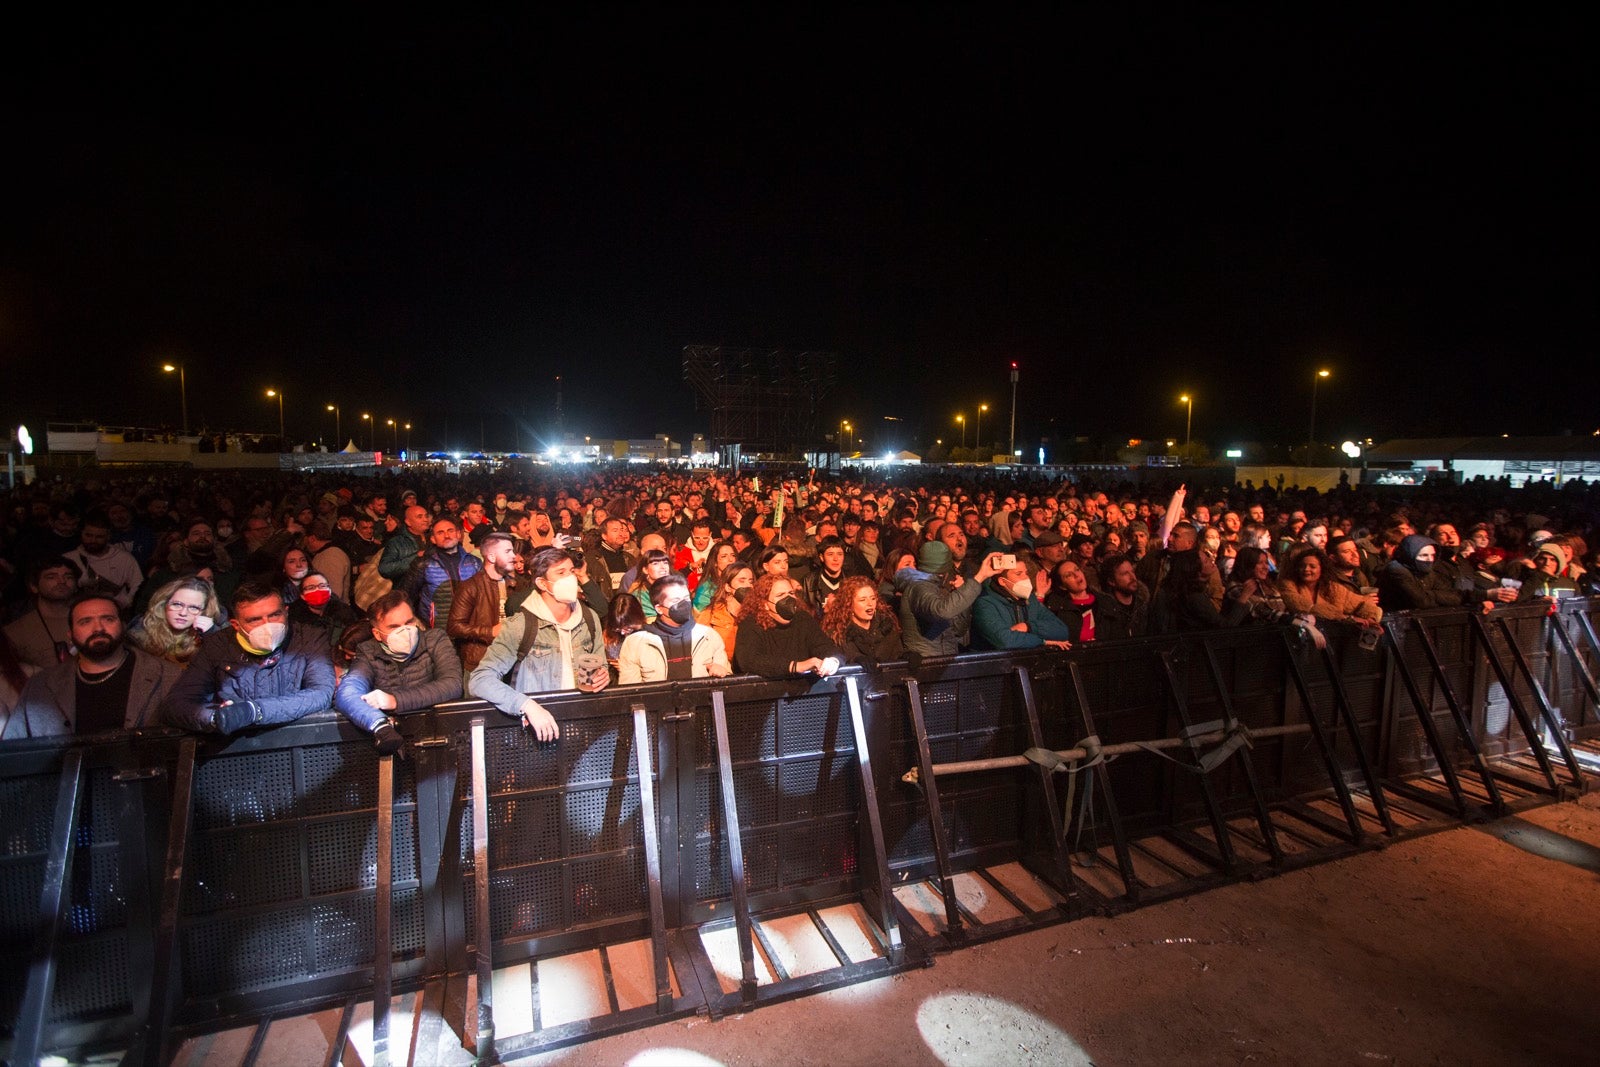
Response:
[169,603,206,615]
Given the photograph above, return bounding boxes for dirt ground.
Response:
[517,793,1600,1067]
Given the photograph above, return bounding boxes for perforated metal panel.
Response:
[461,712,657,949]
[694,691,861,908]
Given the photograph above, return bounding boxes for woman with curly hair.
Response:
[128,576,222,665]
[732,573,843,679]
[822,576,903,667]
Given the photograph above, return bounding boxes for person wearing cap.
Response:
[1030,529,1070,578]
[1517,542,1578,605]
[893,541,1007,659]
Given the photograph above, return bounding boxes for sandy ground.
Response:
[512,793,1600,1067]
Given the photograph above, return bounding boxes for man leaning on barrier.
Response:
[468,547,609,743]
[335,590,464,755]
[161,581,337,735]
[2,588,181,739]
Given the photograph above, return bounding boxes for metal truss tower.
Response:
[682,345,838,454]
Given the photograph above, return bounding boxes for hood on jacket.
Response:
[1392,535,1437,573]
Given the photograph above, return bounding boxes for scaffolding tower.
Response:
[682,345,838,455]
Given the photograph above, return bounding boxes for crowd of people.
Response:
[3,465,1596,751]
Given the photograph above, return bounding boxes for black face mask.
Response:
[667,599,694,625]
[733,587,750,604]
[1413,560,1434,575]
[775,596,801,621]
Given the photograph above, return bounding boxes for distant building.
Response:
[1363,436,1600,487]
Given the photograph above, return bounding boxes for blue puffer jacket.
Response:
[161,624,336,733]
[418,547,481,628]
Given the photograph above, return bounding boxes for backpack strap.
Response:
[502,612,543,684]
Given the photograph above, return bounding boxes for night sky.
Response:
[2,13,1591,456]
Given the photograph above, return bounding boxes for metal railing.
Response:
[1,598,1595,1063]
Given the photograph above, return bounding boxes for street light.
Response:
[265,389,285,450]
[841,419,854,454]
[386,418,399,454]
[404,422,412,455]
[162,363,188,434]
[956,413,966,449]
[361,413,372,451]
[1179,394,1193,447]
[326,404,340,449]
[975,403,988,458]
[1308,368,1331,445]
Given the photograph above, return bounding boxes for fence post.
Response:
[12,748,85,1067]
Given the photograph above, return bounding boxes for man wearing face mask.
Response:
[617,575,731,683]
[972,559,1074,651]
[335,590,463,755]
[469,548,609,743]
[162,581,336,735]
[3,590,181,738]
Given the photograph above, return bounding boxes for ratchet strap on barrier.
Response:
[1134,718,1254,775]
[1026,737,1107,851]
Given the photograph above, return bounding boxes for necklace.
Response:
[77,651,129,685]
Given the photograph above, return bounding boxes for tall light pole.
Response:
[386,418,399,454]
[265,389,285,450]
[1009,362,1019,459]
[404,422,413,455]
[361,412,372,451]
[162,363,188,434]
[956,413,966,450]
[326,404,340,449]
[975,403,988,458]
[840,420,853,454]
[1179,394,1193,447]
[1308,368,1331,445]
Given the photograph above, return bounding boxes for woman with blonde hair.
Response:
[128,577,222,665]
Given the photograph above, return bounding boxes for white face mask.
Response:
[1009,578,1033,600]
[383,624,420,657]
[288,565,309,580]
[245,622,288,652]
[547,574,580,603]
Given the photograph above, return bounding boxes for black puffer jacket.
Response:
[162,624,336,733]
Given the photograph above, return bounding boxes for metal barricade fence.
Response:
[2,602,1595,1063]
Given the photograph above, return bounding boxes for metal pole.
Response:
[179,364,188,435]
[902,721,1311,781]
[1009,362,1019,459]
[1185,397,1193,447]
[276,392,285,450]
[1308,376,1319,445]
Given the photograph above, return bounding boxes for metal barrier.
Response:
[2,601,1595,1064]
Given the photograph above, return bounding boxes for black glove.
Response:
[214,700,261,734]
[372,722,405,757]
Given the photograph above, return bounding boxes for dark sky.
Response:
[2,12,1591,455]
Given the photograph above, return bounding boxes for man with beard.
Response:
[4,557,82,670]
[1094,554,1150,640]
[3,590,180,737]
[137,517,240,614]
[64,510,145,612]
[162,582,335,735]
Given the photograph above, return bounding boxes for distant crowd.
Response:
[4,466,1596,749]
